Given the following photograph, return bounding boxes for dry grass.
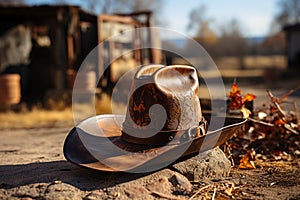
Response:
[0,93,125,130]
[215,55,287,69]
[0,108,74,129]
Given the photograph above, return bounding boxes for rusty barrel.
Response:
[0,74,21,105]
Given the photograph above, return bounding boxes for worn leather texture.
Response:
[122,65,202,145]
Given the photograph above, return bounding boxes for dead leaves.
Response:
[239,149,256,170]
[241,106,252,119]
[228,81,256,118]
[225,83,300,168]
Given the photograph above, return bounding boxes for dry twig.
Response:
[267,89,287,120]
[212,187,217,200]
[248,117,275,127]
[279,85,300,103]
[188,185,211,200]
[151,191,184,200]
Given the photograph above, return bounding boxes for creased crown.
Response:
[122,64,202,145]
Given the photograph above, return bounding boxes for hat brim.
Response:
[63,114,246,172]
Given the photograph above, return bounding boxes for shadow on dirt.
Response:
[0,160,149,191]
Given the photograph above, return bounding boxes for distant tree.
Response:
[217,19,248,69]
[259,32,286,55]
[115,0,162,14]
[275,0,300,26]
[52,0,113,14]
[53,0,164,25]
[187,4,217,45]
[186,5,249,69]
[186,4,218,59]
[0,0,24,6]
[265,0,292,54]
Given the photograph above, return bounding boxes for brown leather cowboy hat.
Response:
[63,65,246,173]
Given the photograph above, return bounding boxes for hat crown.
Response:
[122,65,202,145]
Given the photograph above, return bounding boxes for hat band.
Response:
[121,117,207,146]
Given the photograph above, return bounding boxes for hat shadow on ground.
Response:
[0,160,151,190]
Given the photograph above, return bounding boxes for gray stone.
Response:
[172,147,231,182]
[169,173,192,192]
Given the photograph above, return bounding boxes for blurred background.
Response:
[0,0,299,128]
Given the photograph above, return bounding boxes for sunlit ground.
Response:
[0,93,122,130]
[0,55,298,130]
[0,108,74,129]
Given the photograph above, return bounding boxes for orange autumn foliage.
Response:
[239,150,256,170]
[228,82,256,110]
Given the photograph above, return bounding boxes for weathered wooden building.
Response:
[0,5,161,103]
[283,23,300,70]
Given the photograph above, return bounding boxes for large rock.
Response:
[172,147,231,181]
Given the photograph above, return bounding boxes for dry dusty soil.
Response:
[0,121,299,199]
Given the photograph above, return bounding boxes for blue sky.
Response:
[26,0,279,37]
[162,0,279,37]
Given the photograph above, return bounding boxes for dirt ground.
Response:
[0,78,300,199]
[0,125,300,199]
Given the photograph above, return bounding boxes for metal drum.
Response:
[0,74,21,105]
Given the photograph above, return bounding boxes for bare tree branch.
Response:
[275,0,300,26]
[0,0,24,6]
